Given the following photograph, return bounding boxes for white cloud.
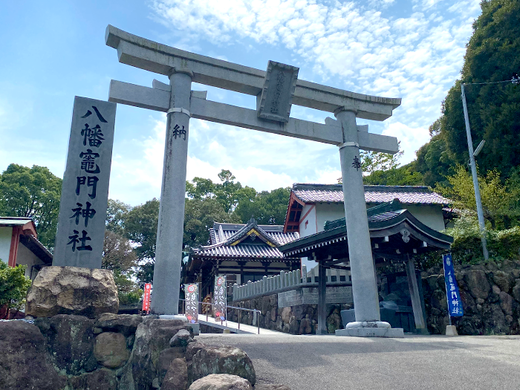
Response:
[382,121,430,165]
[103,0,484,205]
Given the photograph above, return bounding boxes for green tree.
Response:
[106,199,131,236]
[184,197,239,249]
[0,164,62,249]
[415,133,455,187]
[439,0,520,180]
[123,198,160,261]
[360,146,403,175]
[234,187,291,225]
[102,230,137,273]
[0,262,31,319]
[437,165,520,229]
[363,161,424,186]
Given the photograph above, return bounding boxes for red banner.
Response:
[142,283,152,313]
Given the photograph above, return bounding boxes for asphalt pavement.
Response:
[198,333,520,390]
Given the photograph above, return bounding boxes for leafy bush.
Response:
[0,262,32,318]
[444,212,520,264]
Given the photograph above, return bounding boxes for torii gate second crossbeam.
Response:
[106,25,404,337]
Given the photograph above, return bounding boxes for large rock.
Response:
[493,271,512,293]
[94,313,142,336]
[190,345,256,385]
[94,332,130,368]
[119,317,192,390]
[36,314,97,375]
[0,321,67,390]
[464,270,490,300]
[189,374,252,390]
[26,266,119,318]
[68,368,118,390]
[161,358,188,390]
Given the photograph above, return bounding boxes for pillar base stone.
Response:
[336,321,404,338]
[445,325,458,336]
[159,314,188,321]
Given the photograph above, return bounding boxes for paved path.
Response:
[198,333,520,390]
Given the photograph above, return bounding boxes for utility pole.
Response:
[460,83,489,260]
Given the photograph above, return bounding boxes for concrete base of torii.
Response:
[336,321,404,338]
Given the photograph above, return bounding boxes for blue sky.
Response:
[0,0,482,206]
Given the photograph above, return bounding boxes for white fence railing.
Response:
[232,265,351,301]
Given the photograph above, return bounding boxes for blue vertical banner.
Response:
[443,254,464,317]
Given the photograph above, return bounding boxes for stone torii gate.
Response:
[106,25,403,337]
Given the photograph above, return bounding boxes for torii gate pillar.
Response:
[335,108,403,337]
[152,69,192,315]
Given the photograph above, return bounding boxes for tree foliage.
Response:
[437,165,520,229]
[0,164,62,249]
[419,0,520,185]
[0,263,31,318]
[234,187,291,224]
[184,197,239,249]
[123,198,160,261]
[102,230,138,272]
[363,161,424,186]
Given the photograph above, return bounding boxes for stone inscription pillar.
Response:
[151,70,192,315]
[335,109,381,324]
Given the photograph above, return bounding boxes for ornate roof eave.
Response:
[279,208,453,257]
[223,218,281,247]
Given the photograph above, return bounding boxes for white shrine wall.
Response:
[0,227,12,264]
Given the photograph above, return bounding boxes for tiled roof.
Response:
[209,222,298,246]
[195,244,289,260]
[292,183,450,205]
[194,220,300,260]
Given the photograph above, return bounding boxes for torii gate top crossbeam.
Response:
[106,25,401,121]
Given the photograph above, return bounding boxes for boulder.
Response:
[26,266,118,318]
[190,345,256,385]
[186,341,207,362]
[493,271,512,293]
[94,313,142,336]
[499,291,514,316]
[280,307,292,324]
[170,328,193,347]
[0,321,67,390]
[158,347,187,384]
[68,368,118,390]
[94,332,130,368]
[482,304,507,334]
[299,315,312,334]
[512,280,520,301]
[464,270,490,300]
[119,317,191,390]
[189,374,252,390]
[161,358,188,390]
[35,314,97,375]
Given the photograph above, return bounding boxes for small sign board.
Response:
[443,253,463,317]
[142,283,152,313]
[213,275,227,321]
[185,283,199,324]
[53,96,116,269]
[257,61,299,123]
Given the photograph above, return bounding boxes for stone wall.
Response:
[231,259,520,336]
[229,293,350,335]
[422,259,520,335]
[0,313,281,390]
